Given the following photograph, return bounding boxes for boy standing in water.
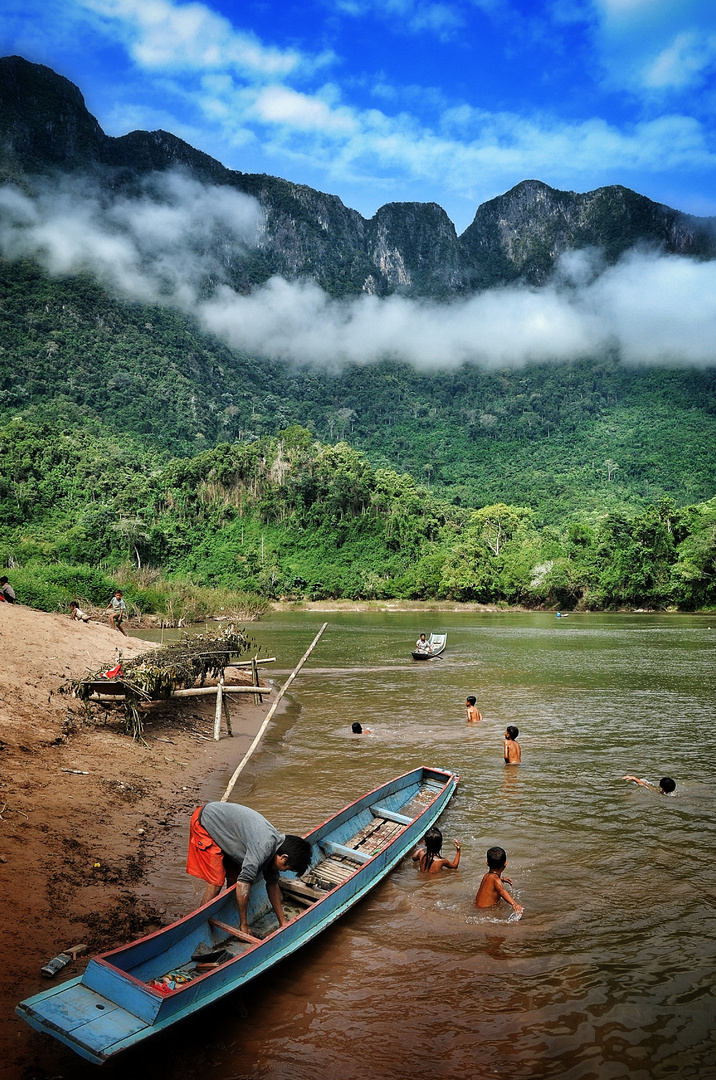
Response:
[466,696,482,723]
[504,726,521,764]
[475,846,523,914]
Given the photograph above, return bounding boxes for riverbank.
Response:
[269,599,703,614]
[270,599,518,613]
[0,604,275,1079]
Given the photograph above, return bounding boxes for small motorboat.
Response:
[412,633,447,660]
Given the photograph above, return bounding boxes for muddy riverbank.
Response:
[0,604,275,1079]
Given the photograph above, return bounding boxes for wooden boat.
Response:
[18,766,459,1064]
[412,632,447,660]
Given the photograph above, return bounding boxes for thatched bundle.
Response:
[66,624,255,738]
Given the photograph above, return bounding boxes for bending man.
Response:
[187,802,312,935]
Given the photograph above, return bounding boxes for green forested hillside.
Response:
[2,413,715,610]
[2,258,715,523]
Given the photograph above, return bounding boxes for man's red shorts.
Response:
[186,807,226,887]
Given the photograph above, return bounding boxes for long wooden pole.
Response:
[171,685,270,698]
[220,622,328,803]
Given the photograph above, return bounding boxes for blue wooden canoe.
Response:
[18,766,459,1064]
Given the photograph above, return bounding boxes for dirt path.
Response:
[0,604,275,1079]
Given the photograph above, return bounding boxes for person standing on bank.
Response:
[187,802,312,934]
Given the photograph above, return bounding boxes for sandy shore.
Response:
[269,599,515,613]
[0,604,274,1079]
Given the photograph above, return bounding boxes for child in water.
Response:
[351,722,373,735]
[504,726,521,764]
[623,775,676,795]
[475,846,523,915]
[466,696,482,723]
[412,827,461,873]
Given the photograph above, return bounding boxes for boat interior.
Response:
[106,773,448,992]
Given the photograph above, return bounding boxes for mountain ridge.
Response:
[2,55,716,297]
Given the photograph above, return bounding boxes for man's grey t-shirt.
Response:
[199,803,285,884]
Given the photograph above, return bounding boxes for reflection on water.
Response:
[135,612,716,1080]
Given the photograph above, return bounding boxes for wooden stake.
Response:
[213,678,224,741]
[251,655,259,707]
[220,622,328,802]
[222,692,233,737]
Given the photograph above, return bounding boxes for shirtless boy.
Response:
[475,846,523,914]
[466,696,482,723]
[504,726,521,764]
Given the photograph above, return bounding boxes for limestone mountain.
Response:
[2,54,715,297]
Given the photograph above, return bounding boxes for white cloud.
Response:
[643,31,716,90]
[230,87,715,200]
[77,0,331,79]
[592,0,716,95]
[2,172,715,371]
[0,171,262,303]
[196,252,716,369]
[253,86,358,134]
[332,0,465,38]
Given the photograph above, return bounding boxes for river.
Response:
[139,610,716,1080]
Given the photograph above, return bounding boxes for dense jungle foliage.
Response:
[2,259,716,524]
[2,412,715,611]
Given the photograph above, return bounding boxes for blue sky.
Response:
[3,0,716,231]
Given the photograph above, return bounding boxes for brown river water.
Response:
[130,611,715,1080]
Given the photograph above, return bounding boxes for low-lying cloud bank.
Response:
[1,171,715,369]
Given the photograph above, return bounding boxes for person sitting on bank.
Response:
[69,601,91,623]
[415,633,431,653]
[0,577,16,603]
[186,802,312,934]
[104,590,127,635]
[623,775,676,795]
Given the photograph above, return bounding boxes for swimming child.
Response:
[504,726,521,764]
[466,696,482,723]
[351,722,373,735]
[475,846,523,914]
[412,826,461,873]
[622,775,676,795]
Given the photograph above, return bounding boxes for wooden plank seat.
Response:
[369,805,413,825]
[319,840,372,863]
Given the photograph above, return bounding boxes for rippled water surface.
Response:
[147,612,716,1080]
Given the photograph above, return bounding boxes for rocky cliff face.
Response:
[1,55,715,297]
[461,179,716,285]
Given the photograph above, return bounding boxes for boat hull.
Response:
[18,766,459,1063]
